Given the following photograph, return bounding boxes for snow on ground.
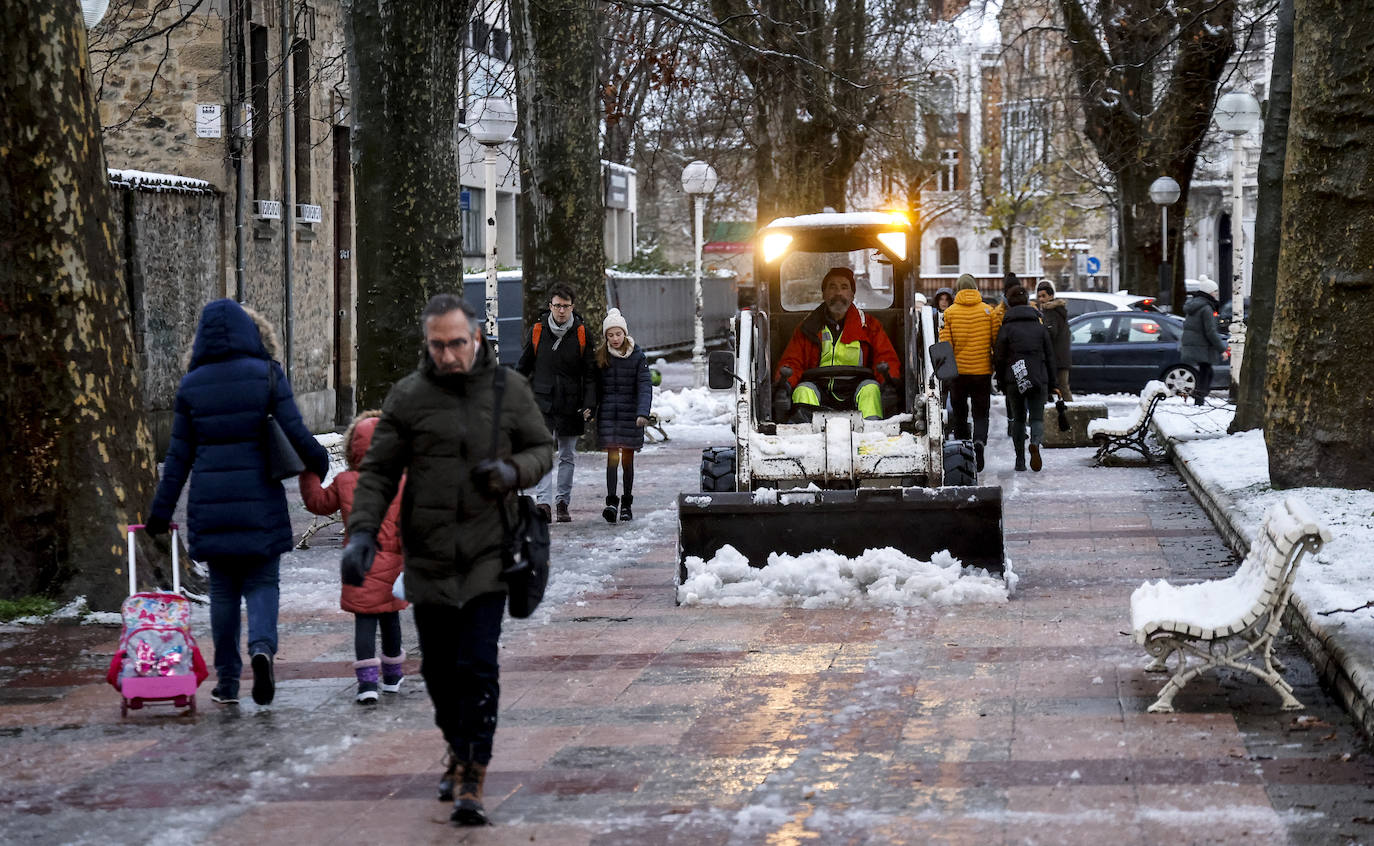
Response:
[678,545,1012,609]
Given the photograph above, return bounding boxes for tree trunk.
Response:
[512,0,606,322]
[0,1,159,609]
[346,0,471,410]
[1232,0,1293,433]
[1265,0,1374,489]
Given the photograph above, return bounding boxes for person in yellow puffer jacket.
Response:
[938,274,1002,471]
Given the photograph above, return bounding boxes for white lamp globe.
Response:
[1215,90,1261,136]
[1149,176,1181,206]
[469,97,517,146]
[681,160,719,195]
[82,0,110,28]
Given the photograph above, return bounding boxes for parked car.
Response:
[1057,291,1161,319]
[1067,310,1230,396]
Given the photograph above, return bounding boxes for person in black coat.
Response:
[516,283,598,523]
[595,308,652,523]
[146,299,329,706]
[994,286,1058,472]
[1036,281,1073,401]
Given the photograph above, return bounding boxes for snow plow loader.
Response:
[678,212,1004,584]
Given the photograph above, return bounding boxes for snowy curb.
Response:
[1160,423,1374,742]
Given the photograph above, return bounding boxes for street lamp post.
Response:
[681,160,719,388]
[470,97,518,353]
[1149,176,1181,306]
[1214,90,1262,390]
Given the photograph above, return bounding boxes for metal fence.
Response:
[464,271,739,363]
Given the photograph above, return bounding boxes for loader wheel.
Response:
[942,440,977,486]
[700,447,736,492]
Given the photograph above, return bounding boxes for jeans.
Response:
[950,374,992,445]
[413,593,506,765]
[1007,385,1047,449]
[208,555,280,685]
[354,611,403,661]
[534,433,579,506]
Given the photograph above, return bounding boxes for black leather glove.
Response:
[144,514,170,537]
[471,459,519,496]
[340,530,378,587]
[772,366,793,421]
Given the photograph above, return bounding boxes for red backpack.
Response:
[531,321,587,353]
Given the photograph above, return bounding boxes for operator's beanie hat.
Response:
[824,266,856,288]
[956,273,978,291]
[602,307,629,335]
[1036,280,1055,296]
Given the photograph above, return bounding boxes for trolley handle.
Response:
[126,523,181,596]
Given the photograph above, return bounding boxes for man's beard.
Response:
[826,297,848,318]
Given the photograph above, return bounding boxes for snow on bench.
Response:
[1086,380,1172,464]
[1129,495,1332,713]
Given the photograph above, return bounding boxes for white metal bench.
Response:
[1129,495,1332,713]
[1087,380,1171,464]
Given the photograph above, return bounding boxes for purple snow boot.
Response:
[381,651,405,693]
[354,658,381,704]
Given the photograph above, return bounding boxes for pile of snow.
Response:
[653,385,733,426]
[677,545,1013,608]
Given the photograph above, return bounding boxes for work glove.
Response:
[471,458,519,496]
[340,530,377,587]
[635,416,650,428]
[144,514,170,537]
[772,366,793,421]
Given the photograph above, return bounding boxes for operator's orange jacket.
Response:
[938,288,1002,376]
[775,304,901,387]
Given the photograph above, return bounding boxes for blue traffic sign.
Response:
[1085,256,1101,275]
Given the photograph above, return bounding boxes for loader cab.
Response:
[750,213,920,425]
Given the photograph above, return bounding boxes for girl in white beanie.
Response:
[594,308,652,522]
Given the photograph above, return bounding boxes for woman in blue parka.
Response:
[146,299,328,707]
[595,308,652,524]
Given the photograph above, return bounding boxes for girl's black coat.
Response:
[596,346,652,450]
[993,304,1057,391]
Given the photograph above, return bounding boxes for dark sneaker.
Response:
[555,501,571,523]
[356,681,380,704]
[1029,444,1043,472]
[536,503,552,523]
[974,441,985,472]
[250,652,275,705]
[210,684,239,705]
[1014,457,1027,472]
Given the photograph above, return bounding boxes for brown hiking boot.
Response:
[1029,444,1043,472]
[450,761,490,826]
[555,501,571,523]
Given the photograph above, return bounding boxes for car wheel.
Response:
[1161,364,1197,397]
[700,446,736,492]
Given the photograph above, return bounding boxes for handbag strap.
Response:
[264,359,278,420]
[489,366,514,539]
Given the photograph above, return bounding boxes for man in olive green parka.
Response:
[342,294,553,826]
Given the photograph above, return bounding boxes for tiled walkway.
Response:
[3,422,1373,844]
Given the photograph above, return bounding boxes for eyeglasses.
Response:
[427,338,470,354]
[550,302,573,310]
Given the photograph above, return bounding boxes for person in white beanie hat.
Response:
[1180,275,1227,405]
[594,308,652,523]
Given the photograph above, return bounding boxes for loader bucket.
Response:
[677,486,1005,585]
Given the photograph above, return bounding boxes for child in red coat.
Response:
[300,411,408,703]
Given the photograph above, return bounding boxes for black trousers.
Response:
[949,374,993,445]
[354,611,403,661]
[1194,363,1214,405]
[413,593,506,765]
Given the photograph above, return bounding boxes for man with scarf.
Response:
[516,283,598,522]
[773,266,901,422]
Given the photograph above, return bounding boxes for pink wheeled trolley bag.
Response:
[105,524,208,717]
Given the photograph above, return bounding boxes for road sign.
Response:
[1085,256,1101,275]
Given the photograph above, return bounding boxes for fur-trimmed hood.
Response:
[183,300,282,371]
[343,410,383,470]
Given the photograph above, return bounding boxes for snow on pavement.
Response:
[678,545,1014,609]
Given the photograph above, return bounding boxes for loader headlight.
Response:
[876,231,906,261]
[761,232,793,264]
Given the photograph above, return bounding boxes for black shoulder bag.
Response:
[490,367,551,618]
[263,361,306,482]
